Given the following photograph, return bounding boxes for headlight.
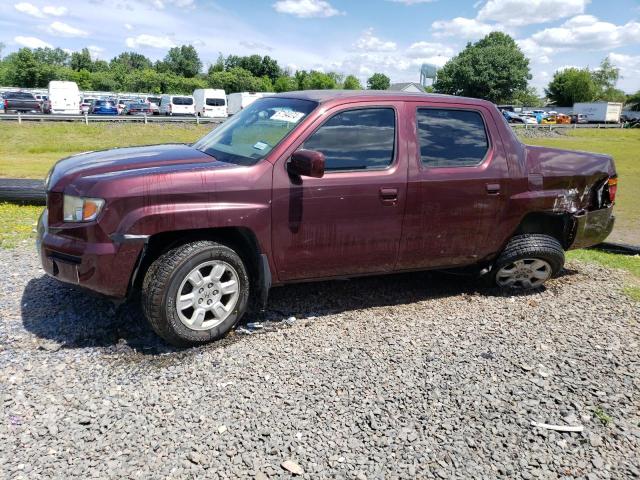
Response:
[63,195,105,222]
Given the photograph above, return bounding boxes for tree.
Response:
[298,70,338,89]
[591,57,619,92]
[367,73,390,90]
[5,48,41,87]
[433,32,530,103]
[343,75,362,89]
[512,87,542,107]
[274,75,298,92]
[545,68,598,106]
[33,47,69,67]
[626,91,640,111]
[162,45,202,78]
[70,48,93,72]
[110,51,152,71]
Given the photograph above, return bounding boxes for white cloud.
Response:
[14,2,44,18]
[124,23,133,31]
[353,28,397,52]
[42,5,67,16]
[609,52,640,92]
[125,34,176,49]
[477,0,588,27]
[145,0,195,8]
[387,0,437,4]
[517,38,554,64]
[14,36,53,49]
[531,15,640,49]
[406,41,454,58]
[432,17,504,39]
[47,21,89,38]
[273,0,341,18]
[87,45,105,60]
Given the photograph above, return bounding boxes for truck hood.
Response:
[47,144,225,191]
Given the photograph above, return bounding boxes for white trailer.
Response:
[47,81,80,114]
[226,92,265,115]
[193,89,227,118]
[572,102,623,123]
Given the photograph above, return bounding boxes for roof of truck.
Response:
[267,90,496,108]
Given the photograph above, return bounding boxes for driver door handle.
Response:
[379,187,398,205]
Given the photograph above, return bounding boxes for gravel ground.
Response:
[1,246,639,479]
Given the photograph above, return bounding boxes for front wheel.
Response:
[491,234,564,290]
[142,241,250,346]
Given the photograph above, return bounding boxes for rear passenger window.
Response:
[303,108,395,171]
[417,109,489,167]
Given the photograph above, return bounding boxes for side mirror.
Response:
[288,149,325,178]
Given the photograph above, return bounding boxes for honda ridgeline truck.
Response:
[37,91,617,346]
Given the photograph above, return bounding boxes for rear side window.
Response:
[173,96,193,105]
[206,98,225,106]
[303,108,395,171]
[417,108,489,167]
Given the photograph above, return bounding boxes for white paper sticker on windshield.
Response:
[270,110,305,123]
[253,141,268,150]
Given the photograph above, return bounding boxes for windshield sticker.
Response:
[253,141,268,150]
[270,110,305,123]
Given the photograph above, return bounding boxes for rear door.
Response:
[397,102,511,270]
[271,101,408,281]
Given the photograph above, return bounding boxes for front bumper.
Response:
[37,209,144,298]
[569,206,615,249]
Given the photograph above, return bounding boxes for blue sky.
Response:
[1,0,640,93]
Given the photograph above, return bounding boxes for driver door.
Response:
[271,101,408,281]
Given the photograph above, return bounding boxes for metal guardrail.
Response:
[0,112,630,128]
[0,113,224,125]
[510,123,625,129]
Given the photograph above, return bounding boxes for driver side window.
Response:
[303,108,396,172]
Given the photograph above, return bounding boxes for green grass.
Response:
[522,129,640,245]
[0,203,43,248]
[593,406,613,426]
[0,123,213,179]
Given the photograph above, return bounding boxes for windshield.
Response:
[193,97,317,166]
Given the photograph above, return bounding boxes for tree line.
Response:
[0,36,637,109]
[0,43,386,94]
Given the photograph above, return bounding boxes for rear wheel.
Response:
[491,234,564,290]
[142,241,250,346]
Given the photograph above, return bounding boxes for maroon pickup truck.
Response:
[37,91,616,346]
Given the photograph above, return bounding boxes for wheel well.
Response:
[513,212,573,249]
[131,227,262,296]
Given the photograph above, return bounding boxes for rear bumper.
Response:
[36,209,144,298]
[569,206,615,249]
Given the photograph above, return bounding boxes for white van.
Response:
[159,94,195,116]
[226,92,265,115]
[193,89,227,118]
[47,81,80,114]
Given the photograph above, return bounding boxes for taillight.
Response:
[607,177,618,204]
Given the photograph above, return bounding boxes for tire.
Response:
[142,241,250,347]
[491,234,564,290]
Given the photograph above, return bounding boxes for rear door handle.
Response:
[379,187,398,205]
[486,183,501,195]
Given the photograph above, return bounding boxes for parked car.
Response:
[226,92,264,115]
[48,81,79,114]
[123,102,152,115]
[502,110,524,123]
[3,91,41,113]
[0,95,4,113]
[37,91,617,346]
[145,96,161,115]
[541,115,557,124]
[556,113,571,125]
[570,114,588,124]
[116,97,137,115]
[80,98,96,114]
[193,88,227,118]
[90,100,118,115]
[159,94,196,116]
[35,94,48,109]
[520,114,538,125]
